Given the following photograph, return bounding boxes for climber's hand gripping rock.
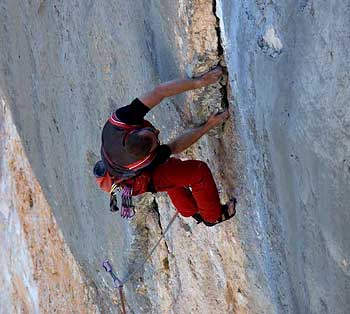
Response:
[205,109,230,130]
[197,65,224,87]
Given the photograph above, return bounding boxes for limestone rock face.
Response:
[0,1,349,314]
[218,1,350,313]
[0,98,99,313]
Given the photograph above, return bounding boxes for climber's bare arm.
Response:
[168,110,229,154]
[139,66,223,109]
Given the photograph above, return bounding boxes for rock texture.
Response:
[0,0,349,314]
[0,98,99,313]
[218,0,350,313]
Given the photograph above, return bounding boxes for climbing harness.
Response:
[95,113,161,218]
[102,211,179,314]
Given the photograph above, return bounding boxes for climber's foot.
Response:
[202,198,237,227]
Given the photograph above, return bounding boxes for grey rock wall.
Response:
[218,0,350,313]
[0,99,99,314]
[1,0,349,313]
[0,0,165,311]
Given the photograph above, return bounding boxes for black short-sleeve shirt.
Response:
[115,98,172,169]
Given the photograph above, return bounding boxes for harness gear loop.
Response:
[110,182,120,194]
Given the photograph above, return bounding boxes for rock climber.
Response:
[94,66,236,226]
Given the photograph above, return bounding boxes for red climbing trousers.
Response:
[151,158,222,223]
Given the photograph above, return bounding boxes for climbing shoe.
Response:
[192,198,237,227]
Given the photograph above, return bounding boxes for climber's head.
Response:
[125,128,160,158]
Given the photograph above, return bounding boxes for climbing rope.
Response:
[103,211,179,314]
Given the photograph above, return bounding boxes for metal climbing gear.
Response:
[103,260,127,314]
[120,185,135,219]
[109,184,135,219]
[102,211,179,314]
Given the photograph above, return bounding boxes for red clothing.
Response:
[98,98,222,222]
[151,158,221,223]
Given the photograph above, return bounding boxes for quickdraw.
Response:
[120,186,135,219]
[109,184,135,219]
[102,211,179,314]
[102,260,127,314]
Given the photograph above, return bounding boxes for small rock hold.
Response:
[258,27,283,58]
[38,0,46,15]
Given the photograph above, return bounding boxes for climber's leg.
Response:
[152,158,222,223]
[166,187,199,217]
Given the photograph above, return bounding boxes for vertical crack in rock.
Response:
[130,195,177,313]
[152,198,170,255]
[212,0,230,110]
